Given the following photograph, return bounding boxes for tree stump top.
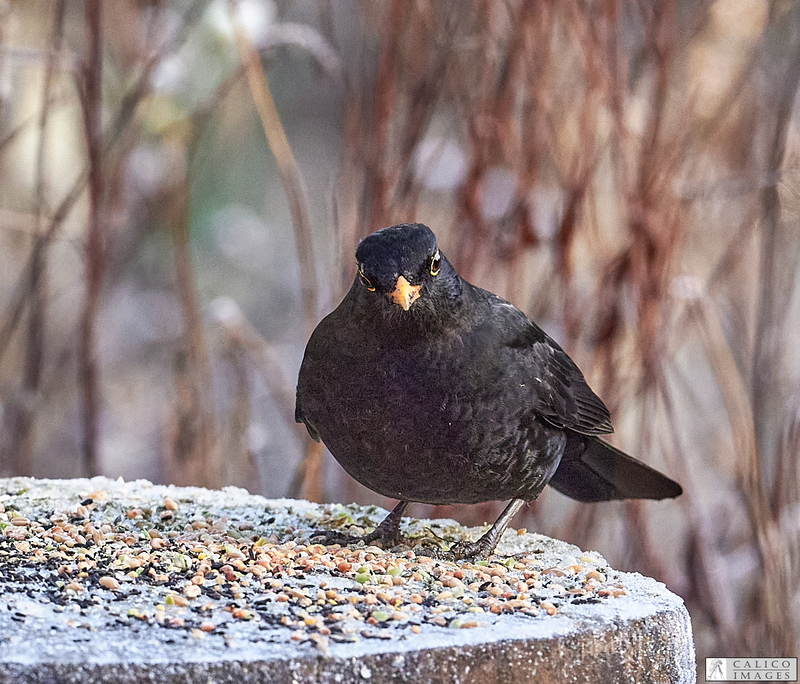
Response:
[0,477,695,683]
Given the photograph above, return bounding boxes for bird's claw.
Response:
[309,529,364,547]
[419,538,488,562]
[310,526,402,550]
[448,541,481,560]
[311,501,410,550]
[446,538,496,561]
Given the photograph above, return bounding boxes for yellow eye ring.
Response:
[358,266,376,292]
[430,251,441,276]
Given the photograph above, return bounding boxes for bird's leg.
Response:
[361,500,410,546]
[449,499,526,560]
[314,500,410,548]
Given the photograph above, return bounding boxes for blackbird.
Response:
[296,223,681,558]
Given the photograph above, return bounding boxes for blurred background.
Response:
[0,0,798,672]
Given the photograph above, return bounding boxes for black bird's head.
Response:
[353,223,461,321]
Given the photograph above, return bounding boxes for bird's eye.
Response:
[358,266,376,292]
[430,251,441,276]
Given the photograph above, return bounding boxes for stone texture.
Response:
[0,477,695,683]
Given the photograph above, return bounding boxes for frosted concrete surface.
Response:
[0,477,695,683]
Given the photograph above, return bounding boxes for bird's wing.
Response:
[295,320,332,443]
[295,364,318,440]
[488,295,614,436]
[294,395,320,442]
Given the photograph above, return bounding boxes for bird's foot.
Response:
[424,536,497,562]
[446,536,498,560]
[438,499,526,560]
[311,524,403,550]
[401,527,450,556]
[310,529,367,547]
[311,501,409,550]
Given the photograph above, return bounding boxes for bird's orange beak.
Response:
[390,275,421,311]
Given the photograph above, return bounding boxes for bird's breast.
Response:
[298,329,561,504]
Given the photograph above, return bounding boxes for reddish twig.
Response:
[4,0,66,475]
[78,0,103,477]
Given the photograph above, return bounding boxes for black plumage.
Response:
[296,223,681,558]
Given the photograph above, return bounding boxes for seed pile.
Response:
[0,478,630,652]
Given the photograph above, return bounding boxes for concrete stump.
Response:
[0,477,695,683]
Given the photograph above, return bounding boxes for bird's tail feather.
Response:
[548,436,682,503]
